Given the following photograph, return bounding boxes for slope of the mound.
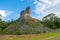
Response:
[4,18,52,34]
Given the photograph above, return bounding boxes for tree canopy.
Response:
[42,13,60,29]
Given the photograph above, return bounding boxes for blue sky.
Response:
[0,0,60,21]
[0,0,35,21]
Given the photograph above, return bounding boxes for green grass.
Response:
[1,32,60,40]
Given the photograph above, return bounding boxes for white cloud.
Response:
[33,0,60,20]
[32,16,42,20]
[0,10,13,19]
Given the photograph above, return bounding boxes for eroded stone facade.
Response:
[20,7,30,19]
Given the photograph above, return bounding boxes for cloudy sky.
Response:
[0,0,60,21]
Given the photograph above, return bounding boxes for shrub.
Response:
[16,31,22,35]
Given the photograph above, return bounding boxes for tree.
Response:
[42,13,57,29]
[0,15,7,30]
[54,18,60,28]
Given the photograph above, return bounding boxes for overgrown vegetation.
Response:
[0,13,60,34]
[42,13,60,29]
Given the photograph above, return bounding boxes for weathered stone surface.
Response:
[20,7,30,20]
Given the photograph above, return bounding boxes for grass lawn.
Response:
[0,32,60,40]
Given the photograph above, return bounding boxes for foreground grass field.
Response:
[0,32,60,40]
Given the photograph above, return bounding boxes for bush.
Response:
[16,31,22,35]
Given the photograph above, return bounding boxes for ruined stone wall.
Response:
[20,7,30,19]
